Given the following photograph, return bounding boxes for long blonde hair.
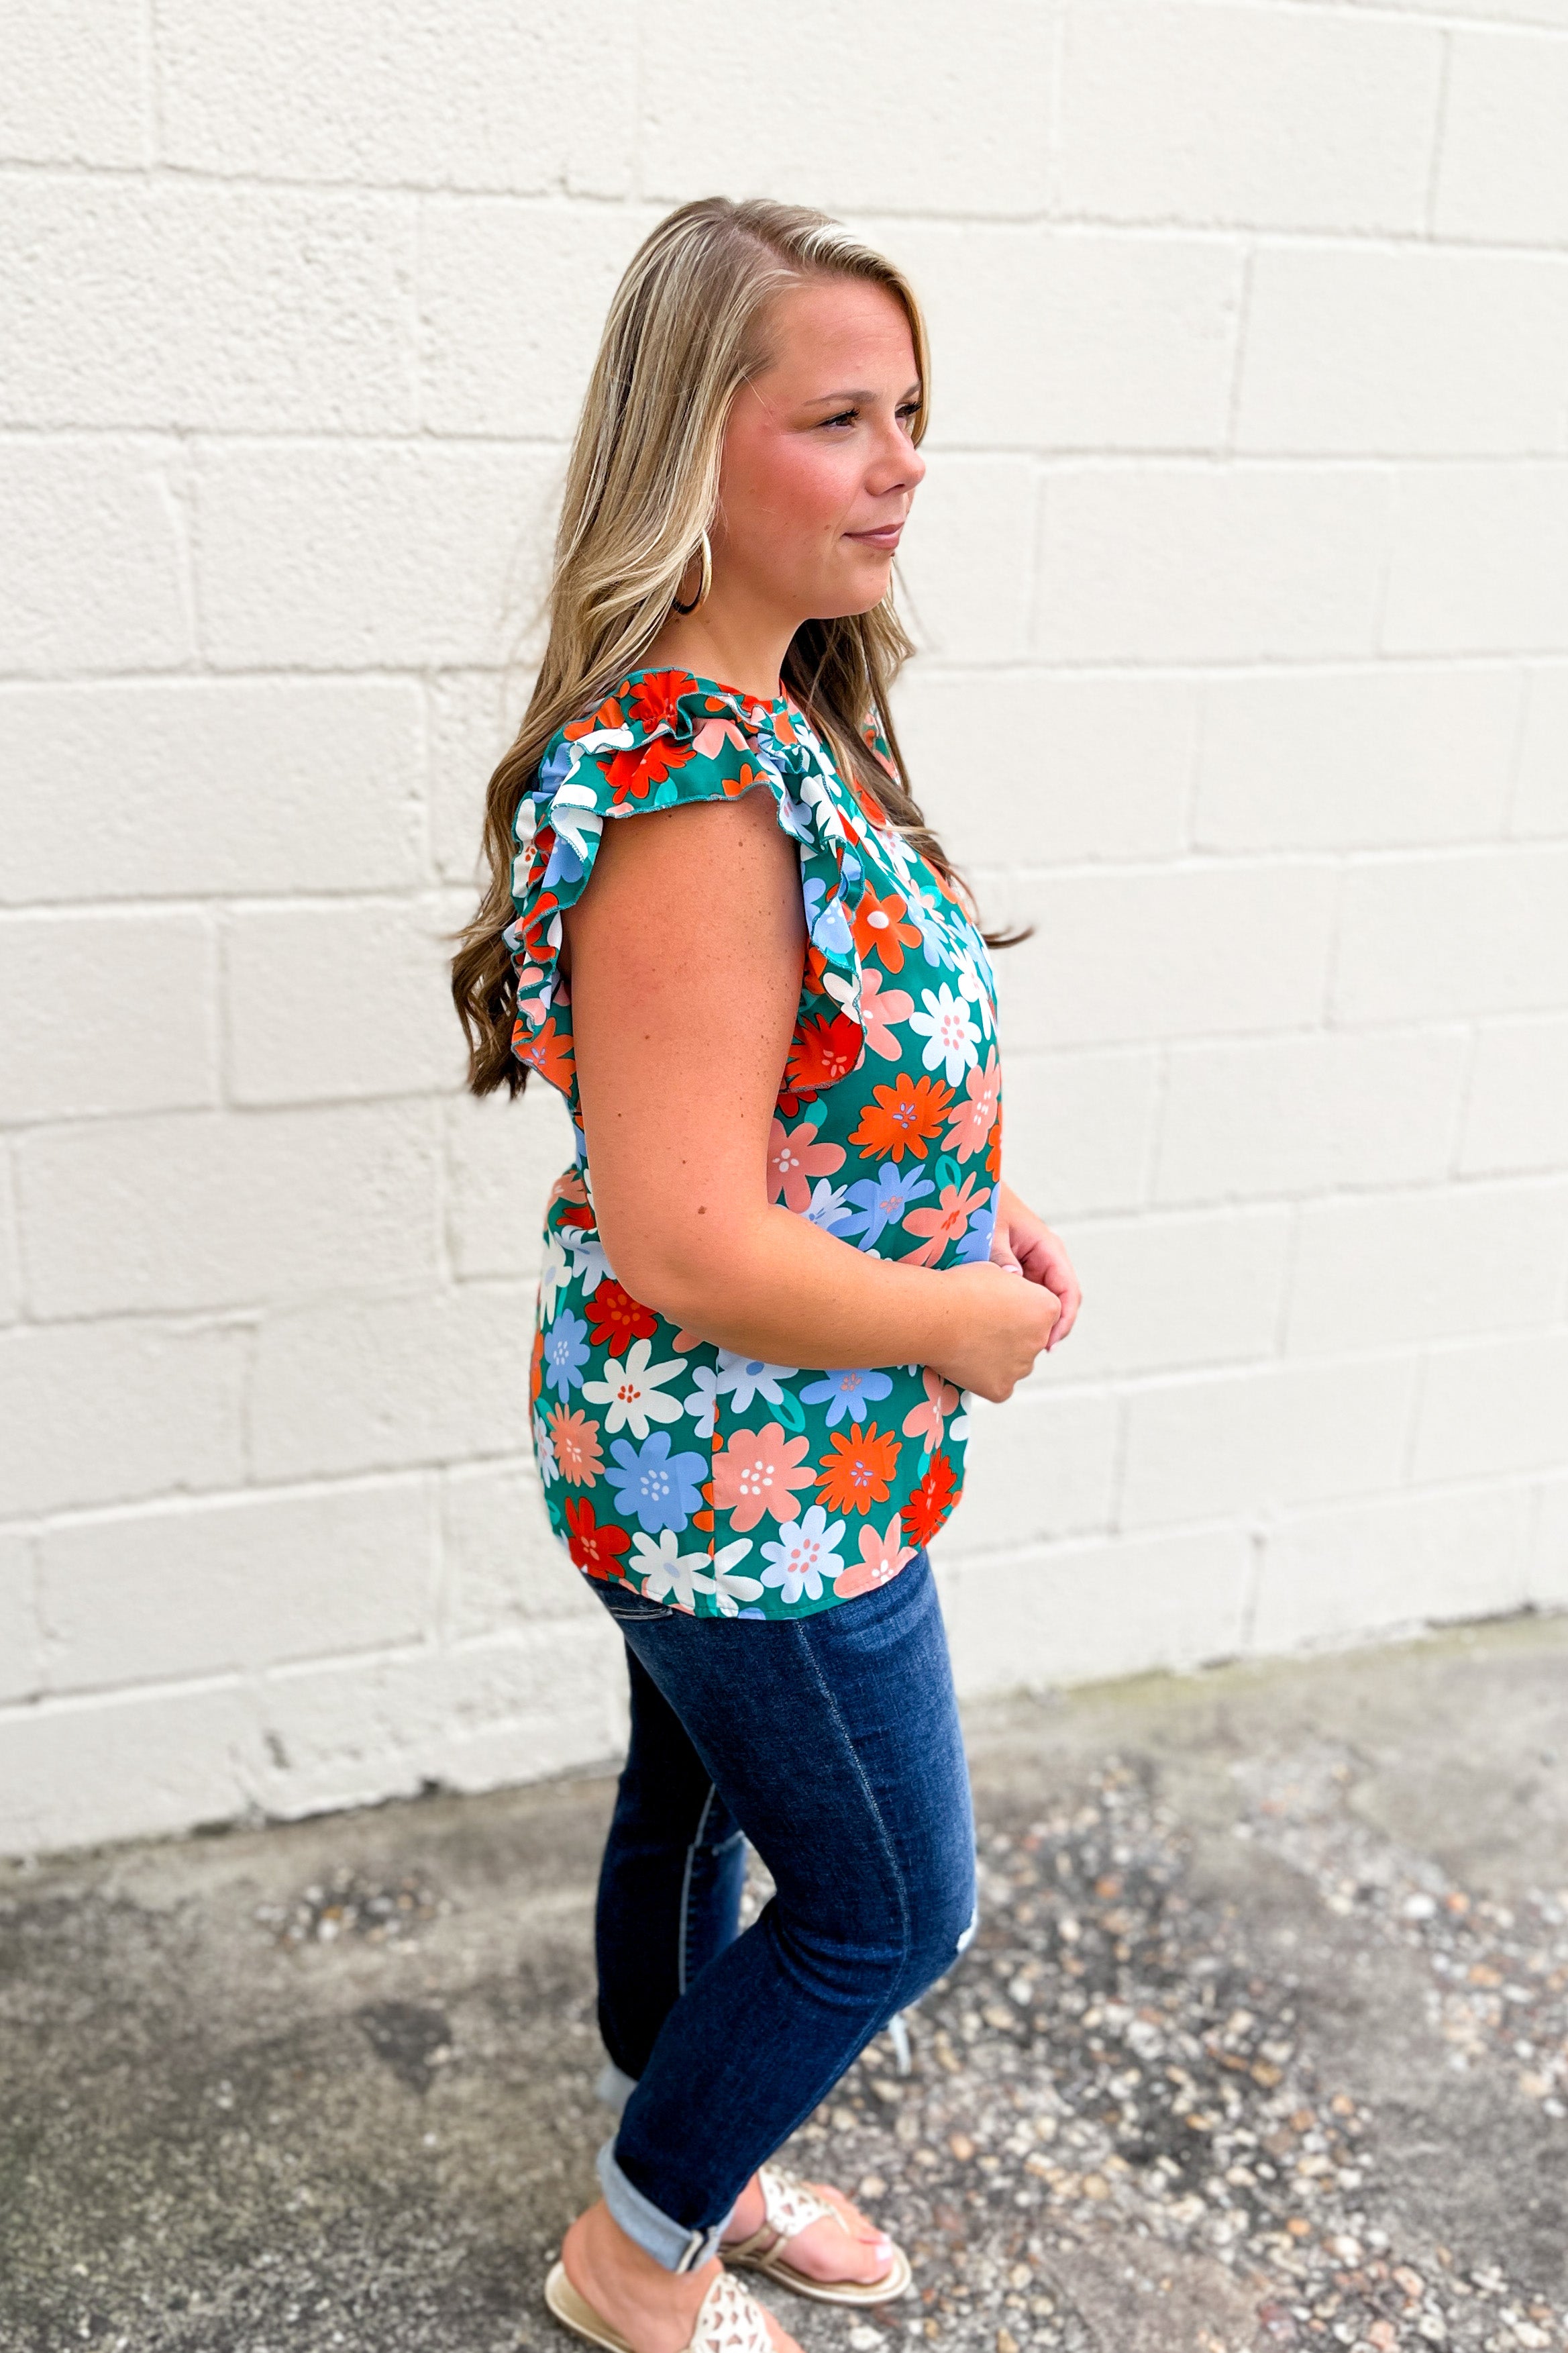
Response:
[452,195,1028,1097]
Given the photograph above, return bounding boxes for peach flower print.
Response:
[547,1405,605,1486]
[857,966,914,1061]
[943,1050,1001,1162]
[899,1173,992,1268]
[713,1421,817,1532]
[902,1366,961,1454]
[768,1115,845,1212]
[833,1509,917,1598]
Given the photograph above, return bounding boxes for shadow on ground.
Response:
[3,1612,1567,2353]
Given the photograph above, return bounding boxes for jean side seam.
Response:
[786,1616,913,1983]
[676,1781,719,2000]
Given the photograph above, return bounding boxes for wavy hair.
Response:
[452,195,1030,1096]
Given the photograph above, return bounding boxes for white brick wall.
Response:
[3,0,1566,1858]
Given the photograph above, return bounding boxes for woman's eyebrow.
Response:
[803,381,923,407]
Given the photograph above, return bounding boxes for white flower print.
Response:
[951,947,996,1042]
[582,1336,688,1438]
[908,983,982,1085]
[563,1225,613,1298]
[547,782,603,864]
[801,1176,855,1236]
[537,1230,572,1319]
[629,1529,711,1611]
[533,1409,560,1487]
[694,1536,766,1618]
[715,1352,799,1413]
[759,1503,847,1605]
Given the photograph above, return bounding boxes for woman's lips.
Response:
[845,523,904,550]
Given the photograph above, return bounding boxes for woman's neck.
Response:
[639,597,796,707]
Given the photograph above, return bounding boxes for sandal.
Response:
[721,2164,912,2307]
[545,2259,776,2352]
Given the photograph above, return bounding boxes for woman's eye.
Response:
[821,408,858,431]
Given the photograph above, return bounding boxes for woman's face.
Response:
[714,275,926,624]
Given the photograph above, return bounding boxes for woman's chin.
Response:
[809,565,899,622]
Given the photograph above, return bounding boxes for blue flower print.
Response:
[682,1362,721,1439]
[843,1162,934,1250]
[799,1366,894,1428]
[954,1195,999,1264]
[605,1431,709,1534]
[801,872,854,958]
[715,1352,799,1413]
[543,1308,590,1397]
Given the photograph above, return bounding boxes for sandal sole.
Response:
[727,2240,914,2307]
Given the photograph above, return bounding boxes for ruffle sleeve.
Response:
[503,669,869,1112]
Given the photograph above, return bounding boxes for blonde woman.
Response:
[454,197,1080,2353]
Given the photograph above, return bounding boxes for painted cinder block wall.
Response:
[3,1,1566,1858]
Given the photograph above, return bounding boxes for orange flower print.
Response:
[585,1278,658,1350]
[768,1114,846,1210]
[522,1014,574,1091]
[605,736,696,805]
[852,886,922,973]
[529,1324,545,1409]
[900,1174,992,1267]
[627,669,698,733]
[833,1508,917,1598]
[857,967,914,1061]
[713,1422,817,1532]
[849,1072,953,1163]
[565,693,624,739]
[902,1367,961,1455]
[943,1050,1001,1163]
[786,1012,864,1096]
[564,1496,633,1579]
[815,1421,901,1515]
[547,1166,590,1212]
[902,1451,959,1548]
[548,1405,605,1486]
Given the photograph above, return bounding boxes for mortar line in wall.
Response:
[927,1467,1555,1577]
[1221,240,1255,457]
[1423,27,1455,241]
[1238,1528,1264,1654]
[1499,664,1538,839]
[8,646,1568,690]
[19,421,1568,466]
[13,147,1568,239]
[139,0,158,168]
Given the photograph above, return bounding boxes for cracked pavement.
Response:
[2,1609,1566,2353]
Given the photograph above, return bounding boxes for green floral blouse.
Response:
[506,666,1003,1619]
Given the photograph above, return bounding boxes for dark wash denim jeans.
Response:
[587,1547,978,2272]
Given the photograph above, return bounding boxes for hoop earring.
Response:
[671,530,713,616]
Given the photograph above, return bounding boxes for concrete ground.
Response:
[3,1611,1567,2353]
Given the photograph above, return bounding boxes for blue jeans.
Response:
[587,1547,978,2272]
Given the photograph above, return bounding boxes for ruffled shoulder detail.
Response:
[503,668,869,1113]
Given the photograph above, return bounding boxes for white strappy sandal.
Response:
[545,2259,777,2352]
[720,2163,913,2307]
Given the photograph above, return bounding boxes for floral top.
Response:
[505,666,1002,1620]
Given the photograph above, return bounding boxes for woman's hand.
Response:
[925,1260,1061,1403]
[988,1180,1082,1352]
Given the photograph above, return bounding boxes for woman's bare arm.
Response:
[563,785,1055,1394]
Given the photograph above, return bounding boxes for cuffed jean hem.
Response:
[595,2058,639,2118]
[596,2135,735,2273]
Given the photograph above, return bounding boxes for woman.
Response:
[453,197,1081,2353]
